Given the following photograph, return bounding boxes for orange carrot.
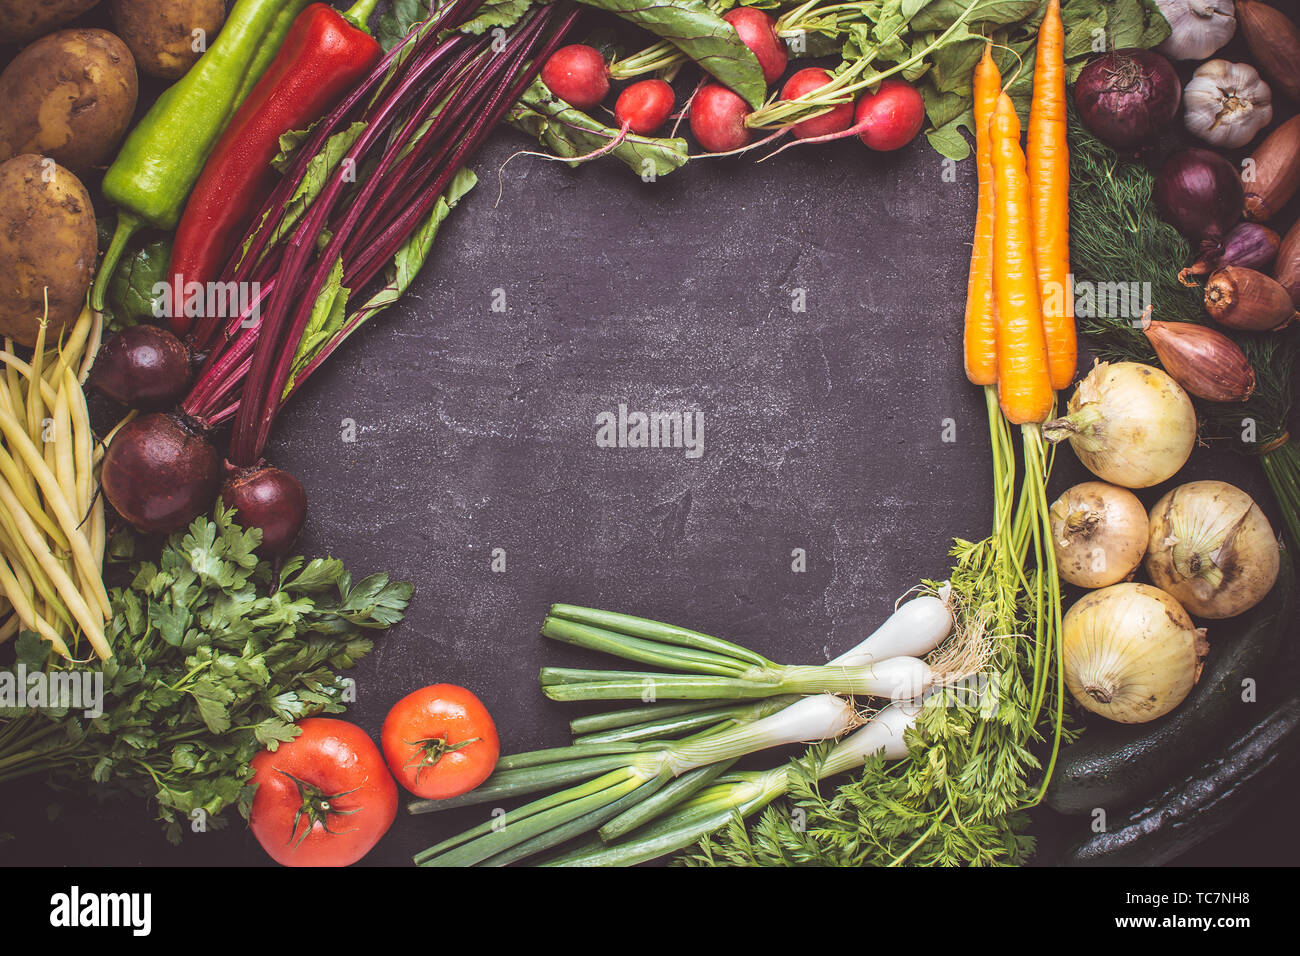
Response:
[991,93,1054,425]
[964,42,1001,387]
[1027,0,1076,391]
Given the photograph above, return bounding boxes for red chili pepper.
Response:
[168,1,382,339]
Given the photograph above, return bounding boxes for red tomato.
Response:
[248,718,397,867]
[381,684,500,800]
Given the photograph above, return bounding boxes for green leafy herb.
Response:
[577,0,769,108]
[0,504,412,842]
[508,78,690,177]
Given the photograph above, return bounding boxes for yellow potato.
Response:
[0,0,101,44]
[0,155,97,346]
[0,28,138,173]
[110,0,226,79]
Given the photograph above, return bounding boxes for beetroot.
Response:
[101,413,221,534]
[723,8,787,86]
[781,69,854,139]
[541,44,609,110]
[89,325,193,411]
[690,84,752,152]
[221,464,308,557]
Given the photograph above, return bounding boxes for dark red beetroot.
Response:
[723,8,787,85]
[89,325,193,412]
[615,79,675,135]
[541,44,610,110]
[781,68,854,139]
[101,413,221,534]
[855,79,925,151]
[221,464,307,557]
[690,84,753,152]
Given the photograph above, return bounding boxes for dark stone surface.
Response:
[3,5,1299,868]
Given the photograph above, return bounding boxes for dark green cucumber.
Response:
[1045,548,1295,816]
[1062,692,1300,866]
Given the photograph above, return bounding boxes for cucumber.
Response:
[1061,692,1300,866]
[1045,547,1295,816]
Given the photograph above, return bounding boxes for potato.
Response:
[110,0,226,79]
[0,0,101,45]
[0,29,138,173]
[0,155,97,346]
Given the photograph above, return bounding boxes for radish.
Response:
[541,44,610,111]
[615,79,675,135]
[855,79,926,151]
[761,77,926,161]
[781,68,855,139]
[690,83,753,152]
[723,8,788,85]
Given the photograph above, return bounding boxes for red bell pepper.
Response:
[168,0,383,339]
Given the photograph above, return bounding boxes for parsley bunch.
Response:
[1,504,411,843]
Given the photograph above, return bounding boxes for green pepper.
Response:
[93,0,315,310]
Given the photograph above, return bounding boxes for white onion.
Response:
[1050,481,1150,588]
[1044,361,1196,489]
[1145,480,1280,618]
[1062,582,1207,723]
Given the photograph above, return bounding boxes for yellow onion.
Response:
[1063,582,1208,724]
[1044,361,1197,488]
[1145,480,1280,618]
[1050,481,1150,588]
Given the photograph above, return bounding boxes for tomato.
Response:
[248,718,397,867]
[381,684,500,800]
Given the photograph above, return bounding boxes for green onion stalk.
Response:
[537,605,948,703]
[1067,116,1300,556]
[542,699,922,867]
[411,693,859,867]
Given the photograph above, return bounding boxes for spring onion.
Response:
[412,693,859,867]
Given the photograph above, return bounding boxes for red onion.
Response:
[101,413,221,534]
[220,464,308,558]
[1155,148,1244,244]
[89,325,193,411]
[1074,49,1181,152]
[1178,222,1280,286]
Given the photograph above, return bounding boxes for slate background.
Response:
[2,2,1299,868]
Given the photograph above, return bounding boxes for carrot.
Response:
[1027,0,1075,391]
[991,93,1054,425]
[964,42,1002,387]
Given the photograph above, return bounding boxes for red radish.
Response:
[723,8,788,85]
[541,44,610,111]
[89,325,193,411]
[101,412,221,534]
[781,68,854,139]
[690,83,753,152]
[855,79,926,151]
[221,464,308,558]
[615,79,675,135]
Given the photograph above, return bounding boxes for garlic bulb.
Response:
[1063,582,1208,724]
[1184,60,1273,149]
[1156,0,1237,61]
